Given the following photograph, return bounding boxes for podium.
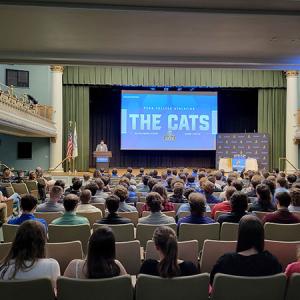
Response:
[93,151,112,170]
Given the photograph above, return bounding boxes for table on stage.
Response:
[218,157,258,172]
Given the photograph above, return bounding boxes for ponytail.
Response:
[154,226,180,278]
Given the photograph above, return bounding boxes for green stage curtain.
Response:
[63,85,89,171]
[63,66,286,88]
[258,88,286,170]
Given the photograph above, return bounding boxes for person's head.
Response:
[54,179,66,190]
[35,166,43,178]
[28,170,36,180]
[83,173,91,181]
[173,182,184,197]
[0,221,46,279]
[119,177,130,188]
[188,193,206,216]
[236,215,264,253]
[230,191,248,213]
[287,174,297,185]
[184,188,195,200]
[215,171,222,180]
[72,179,82,191]
[127,167,133,174]
[262,172,270,179]
[148,178,158,191]
[142,175,150,186]
[49,185,63,202]
[101,176,110,187]
[277,177,288,189]
[152,184,168,201]
[172,169,178,176]
[95,178,104,191]
[275,192,291,208]
[100,139,105,145]
[207,175,216,184]
[202,181,214,195]
[166,168,172,176]
[85,182,99,196]
[178,173,186,183]
[262,179,276,196]
[113,185,128,202]
[152,226,180,278]
[112,168,118,176]
[93,169,101,178]
[251,175,262,189]
[192,168,198,175]
[256,184,272,208]
[290,188,300,207]
[80,189,92,204]
[2,167,10,178]
[63,194,79,212]
[100,168,105,174]
[146,192,163,213]
[198,172,206,181]
[231,180,243,191]
[187,175,195,183]
[86,226,120,278]
[139,168,144,174]
[20,195,38,213]
[152,169,158,177]
[279,171,286,178]
[105,195,120,214]
[225,186,237,201]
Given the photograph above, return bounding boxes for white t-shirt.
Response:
[0,258,60,288]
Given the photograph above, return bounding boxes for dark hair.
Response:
[225,186,237,201]
[166,169,172,175]
[63,194,79,212]
[50,185,63,199]
[85,182,98,196]
[93,170,101,178]
[20,195,38,212]
[230,192,248,213]
[80,189,91,204]
[203,181,214,195]
[0,221,46,279]
[231,180,243,191]
[172,169,178,176]
[106,195,120,213]
[184,188,195,199]
[152,184,168,201]
[142,175,150,186]
[187,175,195,183]
[28,171,36,180]
[139,168,144,174]
[251,175,262,189]
[256,184,272,209]
[173,182,184,197]
[287,174,297,184]
[86,227,120,278]
[236,215,264,253]
[95,178,104,190]
[262,179,276,196]
[153,226,180,278]
[112,168,118,175]
[188,193,206,216]
[276,192,291,207]
[127,167,133,173]
[277,177,288,188]
[146,192,162,213]
[72,179,82,191]
[148,178,158,191]
[113,185,128,202]
[54,179,65,190]
[290,188,300,207]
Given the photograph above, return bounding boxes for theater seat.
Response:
[264,223,300,241]
[135,273,209,300]
[93,223,135,242]
[2,223,19,242]
[220,222,239,240]
[34,212,63,225]
[286,274,300,300]
[0,242,11,261]
[77,211,103,226]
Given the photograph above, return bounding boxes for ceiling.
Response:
[0,0,300,69]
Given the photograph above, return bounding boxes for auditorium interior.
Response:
[1,1,300,300]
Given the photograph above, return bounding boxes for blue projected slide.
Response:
[121,90,218,150]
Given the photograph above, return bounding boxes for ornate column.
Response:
[49,65,64,172]
[286,71,299,170]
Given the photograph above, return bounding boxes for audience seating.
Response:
[135,273,209,300]
[118,211,139,226]
[141,210,176,218]
[136,223,177,248]
[210,273,286,300]
[286,274,300,300]
[200,240,237,273]
[5,187,15,198]
[11,182,29,197]
[264,223,300,241]
[0,278,55,300]
[24,181,39,198]
[34,212,63,225]
[48,224,91,254]
[214,211,227,221]
[77,211,102,226]
[264,240,300,270]
[45,241,83,274]
[0,242,11,261]
[2,223,19,242]
[93,223,135,242]
[219,222,239,240]
[116,240,141,275]
[253,211,272,221]
[5,198,13,217]
[91,203,105,217]
[136,202,144,217]
[56,275,133,300]
[145,239,199,266]
[0,182,12,188]
[178,223,220,249]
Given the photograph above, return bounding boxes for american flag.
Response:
[66,124,73,160]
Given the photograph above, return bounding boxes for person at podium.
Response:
[96,139,108,152]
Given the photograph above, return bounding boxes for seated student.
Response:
[36,185,64,212]
[289,188,300,212]
[82,173,91,187]
[8,195,47,229]
[100,176,111,193]
[185,175,199,189]
[211,186,236,219]
[217,191,248,224]
[136,175,151,193]
[263,192,300,224]
[287,174,297,189]
[51,194,89,225]
[138,192,175,225]
[210,215,282,284]
[111,168,119,178]
[85,182,100,203]
[64,227,127,278]
[207,175,222,192]
[169,182,187,203]
[285,246,300,277]
[140,226,198,277]
[97,195,132,224]
[92,178,109,203]
[275,177,289,194]
[143,184,175,212]
[248,184,275,213]
[177,193,215,226]
[245,175,262,198]
[64,177,80,194]
[215,171,226,189]
[54,179,66,190]
[262,178,277,205]
[165,177,173,193]
[113,185,137,213]
[0,220,60,288]
[148,178,159,191]
[136,168,145,178]
[76,190,101,213]
[1,167,14,183]
[203,181,220,204]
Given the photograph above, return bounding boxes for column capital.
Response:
[50,65,64,73]
[285,70,299,78]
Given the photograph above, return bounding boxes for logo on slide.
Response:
[164,131,176,141]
